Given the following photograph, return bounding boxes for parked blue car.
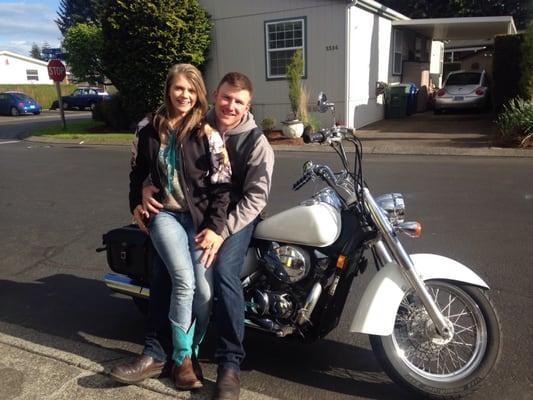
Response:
[0,91,42,116]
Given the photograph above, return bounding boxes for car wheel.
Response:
[33,111,41,115]
[433,108,443,115]
[62,102,69,110]
[10,107,20,116]
[89,102,96,111]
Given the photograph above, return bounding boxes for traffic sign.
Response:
[47,59,66,82]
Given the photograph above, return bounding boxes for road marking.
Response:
[0,140,20,145]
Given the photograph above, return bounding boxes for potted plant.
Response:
[282,50,305,138]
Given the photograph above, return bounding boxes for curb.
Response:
[22,135,533,158]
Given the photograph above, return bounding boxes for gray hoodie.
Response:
[204,109,275,239]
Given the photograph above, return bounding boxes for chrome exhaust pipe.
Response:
[104,272,150,299]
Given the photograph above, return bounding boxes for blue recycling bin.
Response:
[406,83,418,115]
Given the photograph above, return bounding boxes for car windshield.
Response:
[446,73,481,86]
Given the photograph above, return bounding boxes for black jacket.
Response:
[129,122,230,235]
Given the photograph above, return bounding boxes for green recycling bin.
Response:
[385,84,410,118]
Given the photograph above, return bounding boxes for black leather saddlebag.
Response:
[101,224,152,282]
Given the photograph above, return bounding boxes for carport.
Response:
[392,16,517,83]
[392,16,517,41]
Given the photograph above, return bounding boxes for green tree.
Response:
[63,22,105,84]
[380,0,529,30]
[100,0,211,124]
[30,43,42,59]
[55,0,102,34]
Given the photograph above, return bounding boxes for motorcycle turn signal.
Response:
[396,221,422,238]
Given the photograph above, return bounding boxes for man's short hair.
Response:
[217,72,253,98]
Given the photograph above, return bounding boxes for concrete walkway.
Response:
[22,111,533,157]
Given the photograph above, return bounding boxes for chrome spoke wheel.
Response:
[391,282,486,381]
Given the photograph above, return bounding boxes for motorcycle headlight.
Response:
[261,244,310,284]
[375,193,405,225]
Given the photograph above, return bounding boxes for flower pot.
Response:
[281,120,304,138]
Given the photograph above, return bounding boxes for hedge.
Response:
[493,33,526,112]
[0,84,77,109]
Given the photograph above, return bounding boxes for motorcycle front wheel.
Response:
[370,280,501,399]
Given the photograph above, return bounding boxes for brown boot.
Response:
[192,355,204,381]
[172,356,203,390]
[110,354,165,384]
[213,367,240,400]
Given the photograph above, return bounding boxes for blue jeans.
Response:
[143,210,213,361]
[213,221,255,372]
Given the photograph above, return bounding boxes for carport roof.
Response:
[392,16,517,41]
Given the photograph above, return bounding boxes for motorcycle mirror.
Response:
[317,92,333,113]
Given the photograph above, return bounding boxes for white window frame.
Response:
[264,17,306,80]
[26,69,39,81]
[393,29,403,75]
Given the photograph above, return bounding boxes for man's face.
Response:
[213,82,251,132]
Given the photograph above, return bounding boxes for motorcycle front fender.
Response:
[349,253,489,336]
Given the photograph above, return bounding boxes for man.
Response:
[112,72,274,400]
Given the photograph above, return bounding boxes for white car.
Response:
[434,70,490,113]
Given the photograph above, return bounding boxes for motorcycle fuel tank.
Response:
[254,203,341,247]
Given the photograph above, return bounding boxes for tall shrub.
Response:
[520,21,533,100]
[493,33,525,112]
[100,0,211,126]
[286,49,303,120]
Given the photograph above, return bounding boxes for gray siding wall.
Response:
[200,0,347,130]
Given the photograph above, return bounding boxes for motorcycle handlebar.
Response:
[303,127,355,144]
[292,172,312,191]
[303,130,325,144]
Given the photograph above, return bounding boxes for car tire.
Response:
[89,102,96,111]
[33,111,41,115]
[10,107,20,116]
[433,108,443,115]
[62,102,69,111]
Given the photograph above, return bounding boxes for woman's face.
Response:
[169,74,197,118]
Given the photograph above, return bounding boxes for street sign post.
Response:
[47,59,67,129]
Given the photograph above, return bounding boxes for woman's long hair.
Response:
[153,64,208,144]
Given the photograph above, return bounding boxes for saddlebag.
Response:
[101,224,152,282]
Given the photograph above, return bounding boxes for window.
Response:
[26,69,38,81]
[393,29,402,75]
[265,17,306,79]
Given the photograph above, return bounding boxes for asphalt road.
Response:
[0,135,531,399]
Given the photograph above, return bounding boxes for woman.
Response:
[127,64,230,390]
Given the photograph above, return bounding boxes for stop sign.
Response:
[47,59,66,81]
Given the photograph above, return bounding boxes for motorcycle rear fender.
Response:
[349,253,489,336]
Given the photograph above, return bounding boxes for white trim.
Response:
[352,0,409,21]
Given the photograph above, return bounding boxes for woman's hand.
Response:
[133,204,150,233]
[195,228,224,268]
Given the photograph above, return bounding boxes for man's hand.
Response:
[195,228,224,268]
[142,185,163,214]
[133,205,150,233]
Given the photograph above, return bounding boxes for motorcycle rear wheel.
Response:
[370,280,501,399]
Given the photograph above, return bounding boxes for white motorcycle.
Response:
[102,93,501,399]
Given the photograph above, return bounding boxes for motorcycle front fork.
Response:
[364,188,453,340]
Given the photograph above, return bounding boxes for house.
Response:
[199,0,516,129]
[0,50,56,85]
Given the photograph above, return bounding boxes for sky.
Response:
[0,0,62,56]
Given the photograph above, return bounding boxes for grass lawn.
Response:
[30,120,133,141]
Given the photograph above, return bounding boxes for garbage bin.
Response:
[385,84,410,118]
[406,83,418,115]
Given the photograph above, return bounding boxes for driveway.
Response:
[357,110,498,151]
